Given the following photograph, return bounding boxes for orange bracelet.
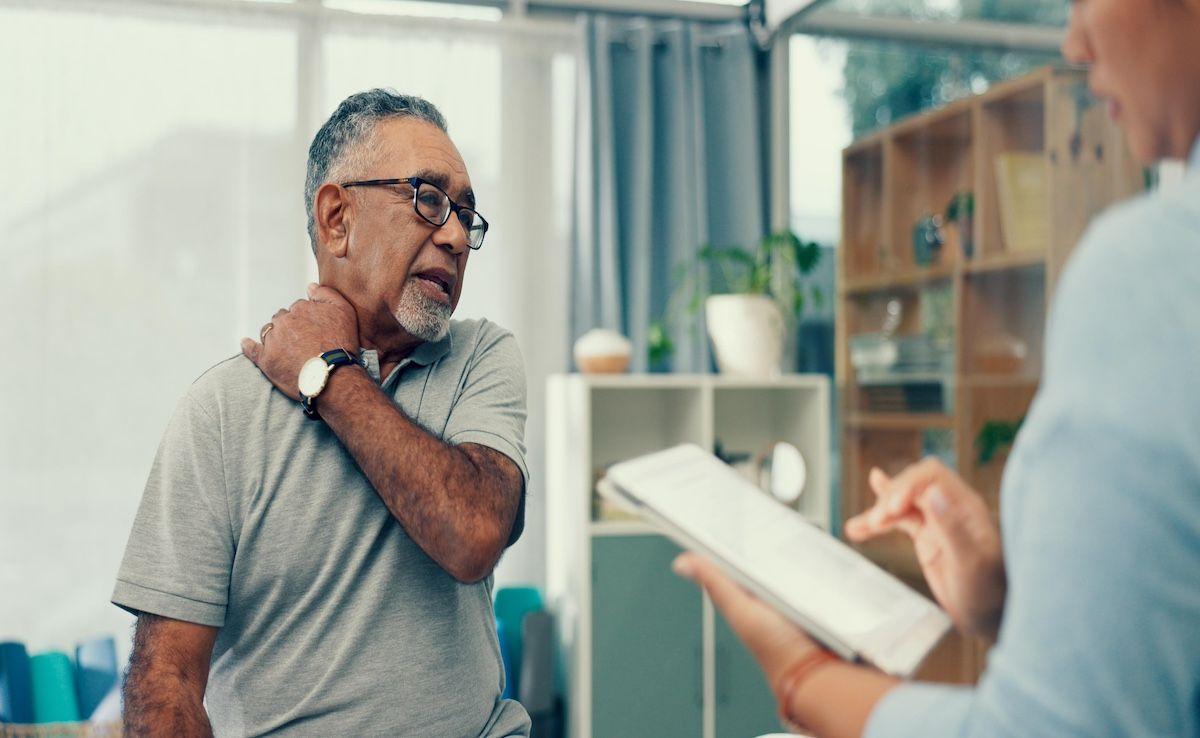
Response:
[775,647,838,729]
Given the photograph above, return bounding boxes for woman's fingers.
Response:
[673,552,818,683]
[673,553,755,618]
[845,507,922,542]
[868,467,890,498]
[852,458,950,536]
[915,484,978,555]
[881,458,945,516]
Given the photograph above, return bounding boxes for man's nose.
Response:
[433,216,470,255]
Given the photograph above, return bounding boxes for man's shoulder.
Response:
[448,316,513,344]
[447,318,519,360]
[183,353,272,416]
[439,318,525,387]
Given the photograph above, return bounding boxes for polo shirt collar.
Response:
[357,330,453,384]
[409,332,453,367]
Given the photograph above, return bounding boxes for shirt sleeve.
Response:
[443,321,530,546]
[866,204,1200,737]
[111,392,234,627]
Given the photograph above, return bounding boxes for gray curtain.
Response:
[571,15,768,373]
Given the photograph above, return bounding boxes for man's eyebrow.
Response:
[412,169,475,208]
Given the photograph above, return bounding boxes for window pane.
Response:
[0,5,302,655]
[824,0,1068,26]
[789,33,1058,249]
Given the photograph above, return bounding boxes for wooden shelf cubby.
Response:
[836,66,1144,685]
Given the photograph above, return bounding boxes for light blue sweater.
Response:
[866,139,1200,738]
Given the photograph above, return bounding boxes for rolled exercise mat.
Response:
[493,587,542,697]
[75,637,118,720]
[30,652,81,723]
[496,619,515,700]
[518,610,555,715]
[0,641,35,723]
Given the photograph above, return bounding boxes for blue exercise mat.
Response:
[493,586,543,698]
[0,641,35,723]
[496,619,515,700]
[30,652,81,724]
[75,637,118,720]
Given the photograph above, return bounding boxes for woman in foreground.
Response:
[675,1,1200,736]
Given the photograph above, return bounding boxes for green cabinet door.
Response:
[591,535,703,738]
[714,609,782,738]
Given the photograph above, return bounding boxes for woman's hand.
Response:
[673,553,900,738]
[672,553,822,694]
[844,458,1007,642]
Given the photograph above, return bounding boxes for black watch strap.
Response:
[302,348,360,420]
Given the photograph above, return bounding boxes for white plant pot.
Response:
[705,294,784,377]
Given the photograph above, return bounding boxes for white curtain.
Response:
[0,0,576,663]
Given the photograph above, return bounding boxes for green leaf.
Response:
[975,418,1024,465]
[795,239,821,273]
[792,292,805,316]
[647,321,674,365]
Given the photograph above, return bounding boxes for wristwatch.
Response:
[297,348,360,420]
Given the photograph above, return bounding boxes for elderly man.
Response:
[112,89,530,737]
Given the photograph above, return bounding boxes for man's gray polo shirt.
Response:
[112,317,531,737]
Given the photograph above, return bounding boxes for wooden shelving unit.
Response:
[836,66,1143,685]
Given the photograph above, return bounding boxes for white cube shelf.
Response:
[546,373,831,738]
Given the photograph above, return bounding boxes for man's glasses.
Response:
[341,177,489,251]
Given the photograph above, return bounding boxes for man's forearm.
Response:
[123,673,213,738]
[123,616,214,738]
[318,365,518,582]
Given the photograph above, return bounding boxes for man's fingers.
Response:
[241,338,261,365]
[307,282,350,307]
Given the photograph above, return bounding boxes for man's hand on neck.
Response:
[240,283,361,400]
[237,281,521,584]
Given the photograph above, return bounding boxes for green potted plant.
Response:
[648,230,823,375]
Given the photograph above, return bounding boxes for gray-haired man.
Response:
[112,89,530,737]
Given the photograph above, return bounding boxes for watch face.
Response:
[297,356,331,397]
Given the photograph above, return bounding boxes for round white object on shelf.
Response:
[574,328,632,374]
[768,442,807,504]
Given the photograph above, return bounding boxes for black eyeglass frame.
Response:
[340,176,489,251]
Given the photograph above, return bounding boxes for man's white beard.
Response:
[394,276,451,342]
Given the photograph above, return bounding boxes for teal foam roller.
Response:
[493,586,543,697]
[30,652,81,724]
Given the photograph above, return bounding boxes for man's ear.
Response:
[315,183,350,258]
